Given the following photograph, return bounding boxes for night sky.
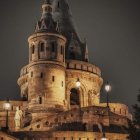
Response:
[0,0,140,110]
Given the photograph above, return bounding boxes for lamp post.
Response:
[3,98,11,130]
[104,82,111,108]
[101,133,107,140]
[76,77,81,109]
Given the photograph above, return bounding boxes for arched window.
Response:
[45,7,48,12]
[22,94,28,101]
[70,88,80,106]
[120,109,122,114]
[39,97,42,104]
[40,72,43,78]
[61,46,63,54]
[40,43,44,52]
[58,2,60,8]
[51,42,55,52]
[52,76,55,82]
[32,45,35,54]
[31,72,33,77]
[114,108,115,112]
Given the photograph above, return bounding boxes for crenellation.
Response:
[99,103,132,120]
[66,60,101,77]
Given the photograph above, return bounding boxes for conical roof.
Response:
[35,0,59,34]
[52,0,89,61]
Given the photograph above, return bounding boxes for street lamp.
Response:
[76,78,81,88]
[101,133,107,140]
[104,82,111,108]
[3,98,11,130]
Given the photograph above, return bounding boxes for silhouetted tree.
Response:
[128,90,140,140]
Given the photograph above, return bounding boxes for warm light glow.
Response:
[76,78,81,88]
[3,102,11,110]
[101,133,107,140]
[101,138,107,140]
[105,82,111,92]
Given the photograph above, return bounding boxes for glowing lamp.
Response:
[105,82,111,92]
[101,133,107,140]
[76,78,81,88]
[3,100,11,111]
[3,98,11,130]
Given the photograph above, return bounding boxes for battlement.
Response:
[66,60,101,77]
[19,60,102,78]
[99,103,132,120]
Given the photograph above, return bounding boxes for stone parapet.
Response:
[0,132,19,140]
[66,60,101,77]
[19,65,28,77]
[99,103,132,120]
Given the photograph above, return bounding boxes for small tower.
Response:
[18,0,67,116]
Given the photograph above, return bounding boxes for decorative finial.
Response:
[44,0,51,4]
[85,40,89,62]
[42,0,52,19]
[56,22,60,32]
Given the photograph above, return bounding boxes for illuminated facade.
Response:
[0,0,132,139]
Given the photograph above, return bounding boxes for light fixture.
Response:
[104,81,112,108]
[105,82,111,93]
[101,133,107,140]
[76,78,81,88]
[3,98,11,130]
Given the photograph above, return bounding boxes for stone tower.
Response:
[18,0,67,115]
[18,0,103,117]
[0,1,131,139]
[52,0,103,108]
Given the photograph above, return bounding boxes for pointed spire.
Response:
[84,39,89,62]
[56,22,60,32]
[52,0,72,17]
[35,0,59,33]
[69,32,76,47]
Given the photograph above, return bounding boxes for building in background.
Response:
[0,0,132,139]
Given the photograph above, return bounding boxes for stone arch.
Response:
[66,80,87,109]
[37,40,46,59]
[70,88,80,106]
[39,42,45,52]
[29,42,36,61]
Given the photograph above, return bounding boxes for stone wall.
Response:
[20,106,128,132]
[99,103,132,120]
[53,131,128,140]
[66,60,103,109]
[0,132,19,140]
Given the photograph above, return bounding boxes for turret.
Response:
[18,1,67,115]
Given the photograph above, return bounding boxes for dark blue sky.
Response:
[0,0,140,110]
